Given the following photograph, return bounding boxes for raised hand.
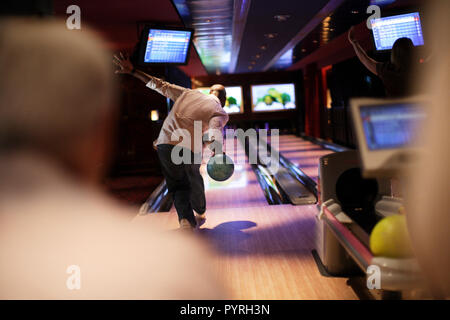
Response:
[113,52,134,74]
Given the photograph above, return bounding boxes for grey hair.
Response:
[0,18,115,152]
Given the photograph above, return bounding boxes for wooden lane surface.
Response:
[137,135,357,299]
[135,204,357,299]
[269,135,334,183]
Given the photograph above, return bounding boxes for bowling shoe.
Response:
[195,213,206,228]
[179,218,194,230]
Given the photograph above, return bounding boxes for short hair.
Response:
[210,84,226,106]
[0,18,115,152]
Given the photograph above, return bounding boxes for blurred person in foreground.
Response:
[0,19,224,299]
[405,0,450,298]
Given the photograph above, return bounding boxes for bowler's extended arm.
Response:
[348,26,379,76]
[113,52,187,101]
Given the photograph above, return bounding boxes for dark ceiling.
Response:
[174,0,233,74]
[285,0,424,70]
[234,0,331,73]
[174,0,343,74]
[52,0,425,76]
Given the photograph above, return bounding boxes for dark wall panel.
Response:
[110,66,191,176]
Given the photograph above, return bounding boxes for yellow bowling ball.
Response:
[370,214,414,258]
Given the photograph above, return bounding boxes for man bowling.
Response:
[114,54,228,230]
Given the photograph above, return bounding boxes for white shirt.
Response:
[147,77,229,153]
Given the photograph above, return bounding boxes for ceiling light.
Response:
[248,66,253,70]
[259,45,268,50]
[313,40,318,44]
[250,61,256,65]
[150,110,159,122]
[301,48,306,53]
[351,10,359,14]
[205,19,212,23]
[264,33,278,39]
[273,14,291,22]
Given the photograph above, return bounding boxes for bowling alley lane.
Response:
[269,135,334,183]
[136,203,357,299]
[135,135,357,299]
[199,134,332,210]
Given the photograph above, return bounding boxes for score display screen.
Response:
[370,12,424,51]
[251,83,296,112]
[143,29,192,63]
[360,103,425,150]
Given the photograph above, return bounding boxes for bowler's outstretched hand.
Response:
[113,52,133,74]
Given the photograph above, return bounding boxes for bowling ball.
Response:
[370,214,414,258]
[207,153,234,182]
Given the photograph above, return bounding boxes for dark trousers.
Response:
[156,144,206,227]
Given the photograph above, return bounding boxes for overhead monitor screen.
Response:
[251,83,296,112]
[370,0,396,6]
[360,103,425,150]
[370,12,424,51]
[142,28,192,64]
[196,86,244,114]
